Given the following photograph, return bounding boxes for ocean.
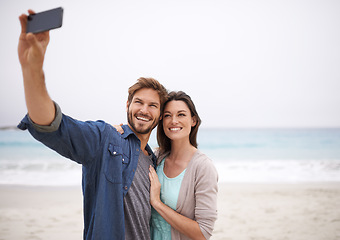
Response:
[0,128,340,186]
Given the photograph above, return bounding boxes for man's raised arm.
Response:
[18,10,55,126]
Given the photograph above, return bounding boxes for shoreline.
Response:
[1,182,340,240]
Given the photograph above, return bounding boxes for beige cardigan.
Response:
[157,150,218,240]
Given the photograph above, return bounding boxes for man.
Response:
[17,10,168,240]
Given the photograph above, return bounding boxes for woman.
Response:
[114,91,218,239]
[149,91,218,240]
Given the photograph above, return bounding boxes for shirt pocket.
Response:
[104,143,130,184]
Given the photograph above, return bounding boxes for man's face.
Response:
[127,88,161,135]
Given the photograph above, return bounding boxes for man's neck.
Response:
[138,137,151,156]
[128,124,151,155]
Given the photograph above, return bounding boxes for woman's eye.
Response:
[164,114,171,118]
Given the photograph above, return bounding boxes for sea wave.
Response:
[213,158,340,183]
[1,158,340,185]
[0,158,82,186]
[1,128,340,185]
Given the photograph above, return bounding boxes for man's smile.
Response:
[136,115,152,122]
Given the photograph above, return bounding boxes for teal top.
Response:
[151,158,186,240]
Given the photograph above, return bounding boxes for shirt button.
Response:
[124,186,128,190]
[136,148,139,152]
[113,151,116,155]
[122,158,125,162]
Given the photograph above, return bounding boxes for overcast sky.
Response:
[1,0,339,128]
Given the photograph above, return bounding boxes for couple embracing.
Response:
[18,10,218,240]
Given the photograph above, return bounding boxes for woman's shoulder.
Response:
[186,150,216,175]
[184,150,218,188]
[191,150,214,167]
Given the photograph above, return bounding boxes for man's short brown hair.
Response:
[128,77,168,112]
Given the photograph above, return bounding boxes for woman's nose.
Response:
[171,116,178,123]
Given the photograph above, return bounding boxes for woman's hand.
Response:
[148,165,206,239]
[112,123,124,134]
[149,165,162,207]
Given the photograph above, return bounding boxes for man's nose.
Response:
[140,104,149,114]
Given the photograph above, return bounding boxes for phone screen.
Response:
[26,7,63,34]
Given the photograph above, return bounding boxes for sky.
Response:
[1,0,340,129]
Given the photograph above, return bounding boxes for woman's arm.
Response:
[111,123,124,134]
[149,166,206,240]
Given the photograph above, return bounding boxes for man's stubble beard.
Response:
[127,110,159,135]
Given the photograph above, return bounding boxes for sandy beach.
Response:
[213,183,340,240]
[1,183,340,240]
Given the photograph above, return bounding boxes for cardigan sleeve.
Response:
[194,155,219,239]
[172,151,218,240]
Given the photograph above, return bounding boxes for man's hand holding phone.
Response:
[18,9,50,70]
[18,7,63,69]
[17,8,63,126]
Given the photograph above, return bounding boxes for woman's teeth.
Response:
[170,128,181,131]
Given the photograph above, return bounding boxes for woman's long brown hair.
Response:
[157,91,201,155]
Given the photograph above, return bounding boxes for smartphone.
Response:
[26,7,63,34]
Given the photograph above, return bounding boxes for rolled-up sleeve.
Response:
[17,102,108,166]
[28,101,62,132]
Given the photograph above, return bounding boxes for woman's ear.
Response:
[191,116,197,127]
[126,100,129,112]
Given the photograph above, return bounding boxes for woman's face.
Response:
[162,100,196,141]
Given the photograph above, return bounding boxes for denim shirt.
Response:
[17,103,157,240]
